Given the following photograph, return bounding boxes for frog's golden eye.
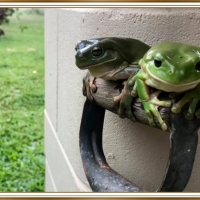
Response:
[195,62,200,72]
[92,46,103,56]
[154,58,162,67]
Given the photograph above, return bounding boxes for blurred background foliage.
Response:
[0,8,15,36]
[0,8,44,191]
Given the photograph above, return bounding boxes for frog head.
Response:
[75,37,150,78]
[140,42,200,92]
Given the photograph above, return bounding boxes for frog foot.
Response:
[116,80,137,121]
[130,82,138,97]
[195,109,200,119]
[82,75,97,101]
[90,77,97,93]
[128,77,138,97]
[171,95,200,120]
[113,81,127,105]
[143,91,172,131]
[149,91,172,107]
[113,92,123,106]
[116,90,126,119]
[117,88,136,121]
[82,79,93,101]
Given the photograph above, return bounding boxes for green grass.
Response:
[0,11,44,191]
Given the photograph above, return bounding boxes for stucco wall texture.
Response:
[45,8,200,192]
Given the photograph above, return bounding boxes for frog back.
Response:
[96,37,150,64]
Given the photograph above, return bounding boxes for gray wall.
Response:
[45,8,200,192]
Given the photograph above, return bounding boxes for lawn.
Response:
[0,10,44,191]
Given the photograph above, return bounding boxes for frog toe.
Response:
[146,115,156,127]
[151,99,171,108]
[160,122,167,131]
[113,93,123,105]
[118,112,126,119]
[89,77,97,93]
[117,102,125,118]
[195,109,200,119]
[185,112,194,120]
[163,100,172,107]
[91,84,97,93]
[149,121,156,127]
[151,108,167,130]
[131,90,137,97]
[156,116,167,131]
[171,105,181,114]
[145,109,155,127]
[150,91,172,108]
[128,80,135,86]
[126,111,136,121]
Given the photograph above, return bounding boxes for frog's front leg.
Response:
[89,77,97,93]
[117,72,139,120]
[113,81,127,105]
[136,76,171,130]
[82,72,96,101]
[171,84,200,120]
[113,65,140,105]
[117,85,133,119]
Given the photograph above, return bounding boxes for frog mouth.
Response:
[80,58,117,70]
[147,68,200,92]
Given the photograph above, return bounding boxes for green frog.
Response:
[122,42,200,130]
[75,37,150,101]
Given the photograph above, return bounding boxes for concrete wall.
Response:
[45,8,200,192]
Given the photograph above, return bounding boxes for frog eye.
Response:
[154,58,162,67]
[92,46,103,56]
[195,62,200,72]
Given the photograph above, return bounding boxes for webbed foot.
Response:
[82,73,97,102]
[118,89,135,120]
[171,87,200,120]
[116,81,136,121]
[90,77,97,93]
[195,109,200,119]
[143,91,171,131]
[113,81,127,105]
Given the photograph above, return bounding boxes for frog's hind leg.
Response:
[171,93,193,111]
[186,98,199,120]
[171,93,191,114]
[172,92,200,120]
[171,89,200,121]
[131,82,138,97]
[142,90,171,130]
